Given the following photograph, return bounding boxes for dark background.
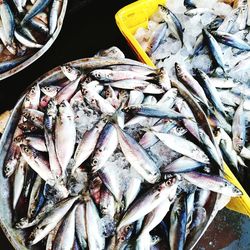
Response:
[0,0,134,249]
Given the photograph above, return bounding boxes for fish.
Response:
[169,193,188,250]
[145,23,167,56]
[202,29,225,72]
[128,90,144,106]
[20,144,53,181]
[123,104,189,120]
[49,0,63,35]
[28,196,79,245]
[198,128,223,168]
[105,85,120,108]
[91,123,118,173]
[14,29,43,48]
[159,5,184,46]
[211,30,250,51]
[75,203,88,249]
[217,128,238,171]
[195,68,227,116]
[22,0,52,25]
[218,8,240,32]
[139,120,177,149]
[27,176,44,219]
[117,177,178,230]
[154,132,210,164]
[98,166,123,202]
[175,97,200,140]
[12,0,23,13]
[185,8,216,16]
[175,63,209,108]
[232,101,246,153]
[124,176,141,210]
[14,134,47,152]
[82,85,116,114]
[55,75,82,104]
[85,198,105,250]
[90,68,156,82]
[72,119,106,173]
[161,156,205,173]
[0,55,29,73]
[100,188,116,217]
[53,205,77,250]
[44,99,62,178]
[55,100,76,174]
[184,0,196,8]
[115,125,161,184]
[139,187,177,236]
[13,158,27,209]
[0,0,15,44]
[182,172,242,197]
[22,109,44,129]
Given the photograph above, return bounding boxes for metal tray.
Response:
[0,0,68,81]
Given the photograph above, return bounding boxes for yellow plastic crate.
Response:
[115,0,250,216]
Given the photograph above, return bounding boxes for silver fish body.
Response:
[154,132,209,164]
[91,123,118,173]
[85,198,105,250]
[75,203,88,249]
[55,100,76,174]
[28,196,79,245]
[182,172,242,197]
[72,119,106,172]
[232,101,246,153]
[117,177,178,230]
[49,0,63,35]
[53,205,77,250]
[116,125,160,184]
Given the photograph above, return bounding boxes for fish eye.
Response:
[92,159,98,165]
[24,147,29,153]
[120,236,125,241]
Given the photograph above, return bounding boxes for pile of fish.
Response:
[2,49,242,250]
[0,0,64,74]
[135,0,250,187]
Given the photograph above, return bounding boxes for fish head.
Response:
[15,217,29,229]
[158,4,169,15]
[116,224,134,247]
[232,186,243,197]
[223,181,242,197]
[20,144,35,158]
[28,84,40,99]
[18,122,38,132]
[61,65,80,81]
[13,135,25,145]
[41,86,59,98]
[105,85,116,98]
[58,100,74,117]
[46,99,58,116]
[174,62,186,79]
[4,157,18,177]
[233,137,244,153]
[22,109,30,119]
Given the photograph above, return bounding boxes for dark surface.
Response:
[0,0,134,249]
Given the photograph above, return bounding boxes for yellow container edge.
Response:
[115,0,250,217]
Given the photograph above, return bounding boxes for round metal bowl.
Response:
[0,0,68,81]
[0,57,218,250]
